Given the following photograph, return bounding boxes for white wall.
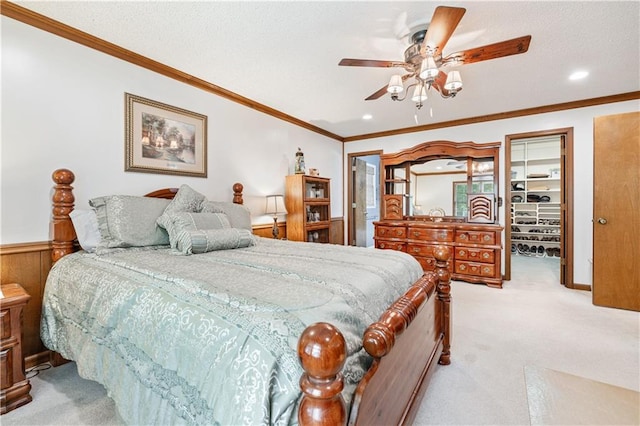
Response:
[343,100,639,287]
[1,17,343,244]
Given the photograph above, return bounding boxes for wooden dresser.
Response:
[375,220,503,288]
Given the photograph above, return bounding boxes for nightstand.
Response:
[1,283,32,414]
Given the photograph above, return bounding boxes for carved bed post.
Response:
[434,246,452,365]
[298,322,347,426]
[232,183,243,204]
[51,169,76,263]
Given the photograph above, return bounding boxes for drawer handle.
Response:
[483,252,490,259]
[484,267,491,273]
[483,235,491,241]
[413,247,420,253]
[413,231,420,237]
[396,229,403,236]
[459,264,466,270]
[459,234,467,240]
[458,250,465,256]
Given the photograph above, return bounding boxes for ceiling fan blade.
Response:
[422,6,466,55]
[339,58,408,68]
[442,35,532,65]
[365,73,414,101]
[365,85,391,101]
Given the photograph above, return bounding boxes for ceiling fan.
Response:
[339,5,531,103]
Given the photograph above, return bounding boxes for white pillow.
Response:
[69,209,101,253]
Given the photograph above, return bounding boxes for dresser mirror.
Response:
[381,141,500,223]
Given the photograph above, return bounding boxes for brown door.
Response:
[593,111,640,311]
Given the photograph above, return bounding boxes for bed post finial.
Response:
[298,322,347,426]
[434,246,452,365]
[232,182,243,204]
[51,169,76,262]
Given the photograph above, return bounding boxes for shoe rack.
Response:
[510,138,561,257]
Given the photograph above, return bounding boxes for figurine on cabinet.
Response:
[295,148,305,174]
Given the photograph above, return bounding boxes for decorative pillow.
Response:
[69,209,101,253]
[89,195,170,249]
[201,201,252,231]
[156,185,208,248]
[163,212,231,246]
[174,228,256,255]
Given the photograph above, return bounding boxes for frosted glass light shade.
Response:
[386,74,404,94]
[444,70,463,91]
[419,56,439,80]
[411,84,428,102]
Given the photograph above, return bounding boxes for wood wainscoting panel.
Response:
[330,217,344,245]
[0,242,52,368]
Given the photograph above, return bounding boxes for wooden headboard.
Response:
[50,168,244,262]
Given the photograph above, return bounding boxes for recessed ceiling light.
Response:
[362,114,373,120]
[569,70,589,81]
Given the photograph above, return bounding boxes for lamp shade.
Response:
[411,84,428,102]
[265,194,287,216]
[386,74,404,94]
[419,55,439,80]
[444,70,463,91]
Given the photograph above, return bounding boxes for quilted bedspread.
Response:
[41,237,423,425]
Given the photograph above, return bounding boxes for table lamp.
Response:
[265,194,287,239]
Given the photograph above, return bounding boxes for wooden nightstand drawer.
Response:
[455,230,495,245]
[376,225,406,239]
[408,227,454,242]
[456,247,495,263]
[0,283,32,414]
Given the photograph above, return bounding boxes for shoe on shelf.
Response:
[538,245,544,255]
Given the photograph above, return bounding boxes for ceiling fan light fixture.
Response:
[411,84,428,102]
[387,74,404,94]
[444,70,463,91]
[419,55,439,80]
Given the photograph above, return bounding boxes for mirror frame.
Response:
[380,140,501,223]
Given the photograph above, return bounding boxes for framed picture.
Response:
[125,93,207,177]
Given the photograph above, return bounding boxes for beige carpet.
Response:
[3,256,639,425]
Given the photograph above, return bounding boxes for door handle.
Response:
[597,217,608,225]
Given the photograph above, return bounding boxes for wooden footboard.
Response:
[298,247,451,425]
[50,168,451,426]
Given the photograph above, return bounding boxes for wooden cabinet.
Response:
[285,175,331,243]
[375,221,503,288]
[1,283,32,414]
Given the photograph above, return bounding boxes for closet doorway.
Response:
[505,128,574,287]
[347,151,382,247]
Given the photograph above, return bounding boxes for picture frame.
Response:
[125,93,207,177]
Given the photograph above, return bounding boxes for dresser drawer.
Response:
[408,227,454,242]
[376,225,406,239]
[407,244,435,257]
[376,241,406,252]
[455,230,496,245]
[455,247,495,263]
[415,256,454,272]
[455,261,496,277]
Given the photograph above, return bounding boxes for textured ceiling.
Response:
[13,1,640,138]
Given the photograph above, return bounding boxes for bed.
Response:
[43,168,452,425]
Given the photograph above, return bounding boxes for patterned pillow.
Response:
[174,228,256,255]
[89,195,170,248]
[201,201,252,231]
[156,185,208,248]
[163,212,231,247]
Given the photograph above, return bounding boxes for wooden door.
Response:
[593,111,640,311]
[353,158,367,246]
